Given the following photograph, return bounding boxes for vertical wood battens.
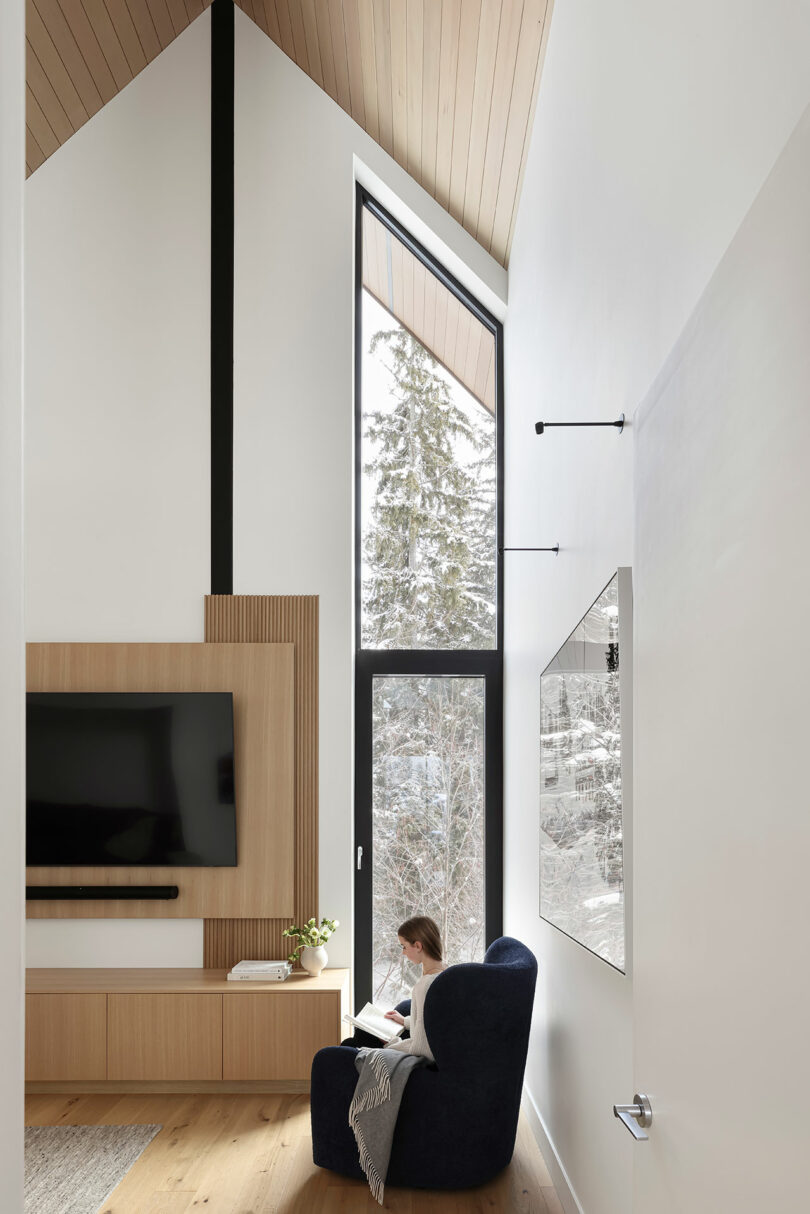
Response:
[203,596,319,970]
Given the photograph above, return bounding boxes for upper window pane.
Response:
[360,207,497,650]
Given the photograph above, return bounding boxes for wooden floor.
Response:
[25,1093,563,1213]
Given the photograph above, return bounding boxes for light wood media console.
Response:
[26,968,349,1093]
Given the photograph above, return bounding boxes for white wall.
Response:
[25,14,211,645]
[632,101,810,1213]
[24,14,211,965]
[0,0,25,1204]
[232,6,505,970]
[505,2,810,1211]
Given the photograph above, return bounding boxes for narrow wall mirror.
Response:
[539,569,632,971]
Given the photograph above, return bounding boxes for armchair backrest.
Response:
[422,936,537,1077]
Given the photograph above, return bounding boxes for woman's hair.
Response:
[398,915,443,962]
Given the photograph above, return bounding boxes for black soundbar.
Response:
[26,885,180,901]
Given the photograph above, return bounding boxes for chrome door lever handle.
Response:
[613,1094,653,1141]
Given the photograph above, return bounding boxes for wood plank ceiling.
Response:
[25,1,212,175]
[26,0,552,268]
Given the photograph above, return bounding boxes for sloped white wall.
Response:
[24,13,211,964]
[505,2,810,1211]
[25,14,211,646]
[1,0,25,1203]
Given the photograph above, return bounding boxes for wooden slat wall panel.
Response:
[25,0,213,177]
[26,642,295,919]
[203,596,319,971]
[361,206,495,413]
[234,0,552,267]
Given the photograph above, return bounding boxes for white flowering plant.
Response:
[281,917,339,964]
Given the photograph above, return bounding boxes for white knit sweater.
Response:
[386,969,444,1062]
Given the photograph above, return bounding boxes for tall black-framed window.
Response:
[354,185,504,1006]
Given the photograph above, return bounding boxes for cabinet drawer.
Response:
[108,994,222,1080]
[223,993,340,1080]
[26,993,107,1081]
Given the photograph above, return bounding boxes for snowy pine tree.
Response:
[362,326,496,650]
[361,320,495,1001]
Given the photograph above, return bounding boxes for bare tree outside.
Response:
[360,291,496,1005]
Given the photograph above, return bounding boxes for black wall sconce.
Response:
[534,413,625,435]
[499,545,560,555]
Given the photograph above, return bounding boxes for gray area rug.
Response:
[25,1123,162,1214]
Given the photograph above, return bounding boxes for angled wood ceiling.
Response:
[25,1,212,175]
[26,0,552,267]
[237,0,551,266]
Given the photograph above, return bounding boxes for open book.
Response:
[343,1002,405,1043]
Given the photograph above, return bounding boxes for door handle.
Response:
[357,846,363,871]
[613,1094,653,1141]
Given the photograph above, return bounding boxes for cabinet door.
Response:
[223,993,340,1080]
[108,994,222,1080]
[26,993,107,1081]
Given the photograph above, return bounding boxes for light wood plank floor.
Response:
[25,1093,563,1213]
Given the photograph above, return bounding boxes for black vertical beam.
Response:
[210,0,234,594]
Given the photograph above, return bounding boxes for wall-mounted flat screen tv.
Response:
[26,692,237,867]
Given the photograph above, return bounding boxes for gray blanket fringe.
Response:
[348,1046,426,1205]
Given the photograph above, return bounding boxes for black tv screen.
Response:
[26,692,237,867]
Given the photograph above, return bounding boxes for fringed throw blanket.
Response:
[348,1046,427,1204]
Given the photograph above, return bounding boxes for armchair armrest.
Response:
[310,1046,365,1176]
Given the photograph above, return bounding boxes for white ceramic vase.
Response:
[300,945,328,977]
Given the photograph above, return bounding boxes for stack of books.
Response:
[226,959,292,982]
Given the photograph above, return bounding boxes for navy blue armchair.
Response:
[310,936,537,1190]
